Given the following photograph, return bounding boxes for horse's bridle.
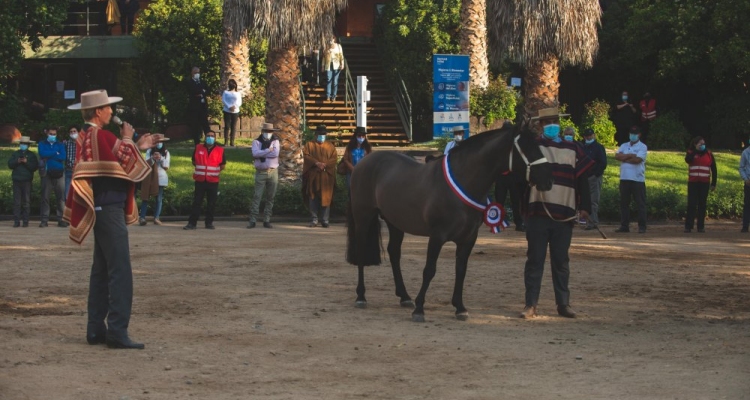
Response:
[509,135,548,183]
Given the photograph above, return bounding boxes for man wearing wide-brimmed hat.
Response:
[64,89,159,349]
[8,136,39,227]
[302,124,338,227]
[248,123,281,228]
[444,126,467,155]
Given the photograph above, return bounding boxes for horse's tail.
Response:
[346,202,382,266]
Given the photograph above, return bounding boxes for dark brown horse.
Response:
[346,124,554,322]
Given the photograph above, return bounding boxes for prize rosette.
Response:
[483,202,509,233]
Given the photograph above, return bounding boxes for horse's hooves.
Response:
[412,313,425,323]
[456,311,469,321]
[355,300,367,309]
[400,299,415,308]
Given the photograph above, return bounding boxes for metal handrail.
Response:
[372,26,413,141]
[342,55,357,118]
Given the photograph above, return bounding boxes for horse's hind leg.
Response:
[385,222,413,308]
[412,236,445,322]
[356,265,367,308]
[452,239,477,321]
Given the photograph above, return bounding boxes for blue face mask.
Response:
[698,144,706,151]
[20,144,29,151]
[317,135,326,143]
[622,95,628,102]
[542,124,560,140]
[356,137,365,144]
[585,138,595,145]
[629,133,639,142]
[156,143,163,149]
[564,135,574,142]
[205,136,216,145]
[47,135,57,143]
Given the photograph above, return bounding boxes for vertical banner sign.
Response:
[433,54,470,139]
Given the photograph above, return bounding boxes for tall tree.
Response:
[227,0,347,183]
[220,1,251,98]
[487,0,601,118]
[459,0,489,90]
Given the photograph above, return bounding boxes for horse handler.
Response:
[520,107,594,319]
[64,90,158,349]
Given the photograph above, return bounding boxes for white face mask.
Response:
[69,133,78,140]
[193,73,200,81]
[263,132,272,140]
[454,135,463,142]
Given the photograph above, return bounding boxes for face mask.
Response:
[263,132,272,140]
[20,144,29,151]
[317,135,326,143]
[698,144,706,151]
[69,133,78,140]
[454,135,463,142]
[622,95,628,102]
[356,137,365,144]
[564,135,574,142]
[47,135,57,143]
[542,124,560,140]
[193,73,200,81]
[585,138,595,145]
[629,133,639,142]
[205,136,215,145]
[156,143,163,149]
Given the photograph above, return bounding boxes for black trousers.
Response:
[685,181,710,230]
[619,180,647,230]
[223,111,239,146]
[494,174,524,228]
[188,181,219,226]
[12,180,31,224]
[188,108,210,145]
[87,204,134,340]
[524,216,574,307]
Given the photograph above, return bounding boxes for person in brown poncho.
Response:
[302,125,337,227]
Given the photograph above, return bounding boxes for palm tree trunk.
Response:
[460,0,489,90]
[265,45,302,183]
[221,4,251,98]
[523,55,560,119]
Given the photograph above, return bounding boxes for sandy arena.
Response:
[1,220,749,399]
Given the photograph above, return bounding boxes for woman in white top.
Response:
[222,79,242,146]
[139,141,170,225]
[322,37,345,102]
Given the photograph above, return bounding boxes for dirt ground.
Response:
[1,219,749,399]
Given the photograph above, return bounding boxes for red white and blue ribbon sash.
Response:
[442,155,509,233]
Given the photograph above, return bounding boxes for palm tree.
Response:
[226,0,347,183]
[460,0,489,91]
[487,0,601,118]
[220,3,251,99]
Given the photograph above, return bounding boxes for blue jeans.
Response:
[139,186,164,219]
[326,68,342,100]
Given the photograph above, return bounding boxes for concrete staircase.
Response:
[301,41,410,146]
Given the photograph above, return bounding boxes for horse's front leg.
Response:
[386,222,413,307]
[356,265,367,308]
[412,236,445,322]
[452,237,477,321]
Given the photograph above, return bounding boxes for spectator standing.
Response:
[521,107,594,319]
[322,37,344,102]
[222,79,242,147]
[444,126,466,155]
[302,125,337,227]
[740,139,750,233]
[38,127,68,227]
[139,140,170,226]
[341,126,372,195]
[639,92,657,141]
[8,136,39,227]
[613,91,637,145]
[118,0,139,35]
[248,123,280,229]
[184,131,225,230]
[582,128,607,230]
[64,125,79,199]
[187,67,210,146]
[65,89,158,349]
[684,136,717,233]
[615,126,648,233]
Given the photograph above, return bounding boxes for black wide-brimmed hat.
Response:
[315,125,327,134]
[354,126,367,135]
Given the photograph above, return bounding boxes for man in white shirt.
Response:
[615,126,648,233]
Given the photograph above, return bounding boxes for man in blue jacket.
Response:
[582,128,607,230]
[38,127,67,227]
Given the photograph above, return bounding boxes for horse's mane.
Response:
[447,125,514,156]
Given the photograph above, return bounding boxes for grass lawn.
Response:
[1,142,746,220]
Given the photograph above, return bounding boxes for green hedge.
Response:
[0,145,745,222]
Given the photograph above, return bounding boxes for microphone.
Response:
[111,115,124,126]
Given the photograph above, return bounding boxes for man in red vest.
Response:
[184,131,226,230]
[639,92,657,142]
